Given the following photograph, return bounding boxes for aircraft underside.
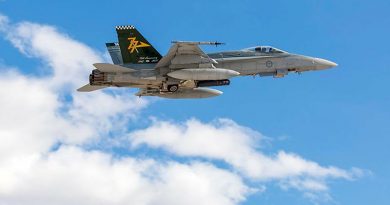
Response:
[88,68,232,98]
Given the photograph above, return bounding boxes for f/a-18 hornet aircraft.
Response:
[78,25,337,98]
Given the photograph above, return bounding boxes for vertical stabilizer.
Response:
[115,25,161,64]
[106,42,123,65]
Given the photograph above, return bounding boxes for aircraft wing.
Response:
[155,41,219,68]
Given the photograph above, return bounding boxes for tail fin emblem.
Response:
[127,37,150,53]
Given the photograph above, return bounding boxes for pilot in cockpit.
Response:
[244,46,286,54]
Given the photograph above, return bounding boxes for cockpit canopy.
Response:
[243,46,287,54]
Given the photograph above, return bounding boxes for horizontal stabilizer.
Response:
[93,63,136,73]
[77,84,108,92]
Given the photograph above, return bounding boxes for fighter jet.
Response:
[77,25,337,98]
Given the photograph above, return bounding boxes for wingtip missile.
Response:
[213,41,225,46]
[171,41,226,46]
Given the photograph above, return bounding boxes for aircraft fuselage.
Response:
[96,49,337,90]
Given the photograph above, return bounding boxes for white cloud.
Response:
[0,13,148,146]
[0,72,249,204]
[0,13,364,205]
[0,146,249,205]
[0,13,250,205]
[0,14,8,28]
[0,71,62,160]
[1,19,100,90]
[129,119,362,192]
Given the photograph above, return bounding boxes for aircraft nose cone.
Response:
[314,58,338,69]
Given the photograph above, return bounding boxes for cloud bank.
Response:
[0,13,363,205]
[129,119,362,190]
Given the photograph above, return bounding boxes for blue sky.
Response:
[0,0,389,204]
